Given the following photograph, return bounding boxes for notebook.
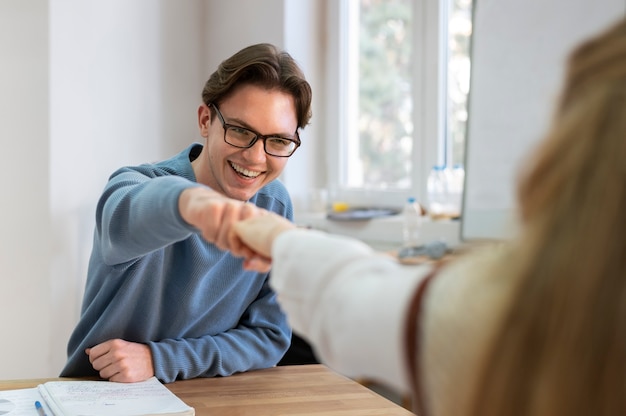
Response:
[0,377,194,416]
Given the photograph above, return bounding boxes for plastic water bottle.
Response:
[402,197,422,248]
[448,164,464,218]
[427,165,446,219]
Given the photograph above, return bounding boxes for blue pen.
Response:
[35,401,47,416]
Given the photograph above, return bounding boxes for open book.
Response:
[0,377,194,416]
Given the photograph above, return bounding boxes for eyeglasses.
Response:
[209,103,301,157]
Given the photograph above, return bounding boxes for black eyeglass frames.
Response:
[209,103,300,157]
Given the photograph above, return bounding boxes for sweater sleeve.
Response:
[270,229,436,394]
[96,169,199,265]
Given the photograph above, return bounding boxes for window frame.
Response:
[324,0,448,209]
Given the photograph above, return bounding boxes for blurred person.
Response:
[61,43,314,383]
[231,17,626,416]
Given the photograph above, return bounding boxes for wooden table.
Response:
[0,364,414,415]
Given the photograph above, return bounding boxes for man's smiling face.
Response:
[194,84,298,201]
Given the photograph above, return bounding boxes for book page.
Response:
[0,387,53,416]
[40,377,193,416]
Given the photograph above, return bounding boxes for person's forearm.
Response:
[148,326,289,382]
[148,284,290,383]
[271,229,434,394]
[97,174,196,264]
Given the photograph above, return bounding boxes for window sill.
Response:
[294,211,462,251]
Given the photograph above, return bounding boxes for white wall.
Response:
[0,0,323,379]
[0,0,51,379]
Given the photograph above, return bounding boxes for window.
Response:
[445,0,473,167]
[325,0,473,208]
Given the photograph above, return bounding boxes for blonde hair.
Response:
[469,18,626,416]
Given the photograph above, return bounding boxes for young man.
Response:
[61,43,313,383]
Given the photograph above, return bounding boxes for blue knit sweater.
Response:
[61,143,292,382]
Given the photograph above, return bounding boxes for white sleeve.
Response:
[270,229,435,394]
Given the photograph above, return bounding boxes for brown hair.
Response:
[468,18,626,416]
[201,43,312,129]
